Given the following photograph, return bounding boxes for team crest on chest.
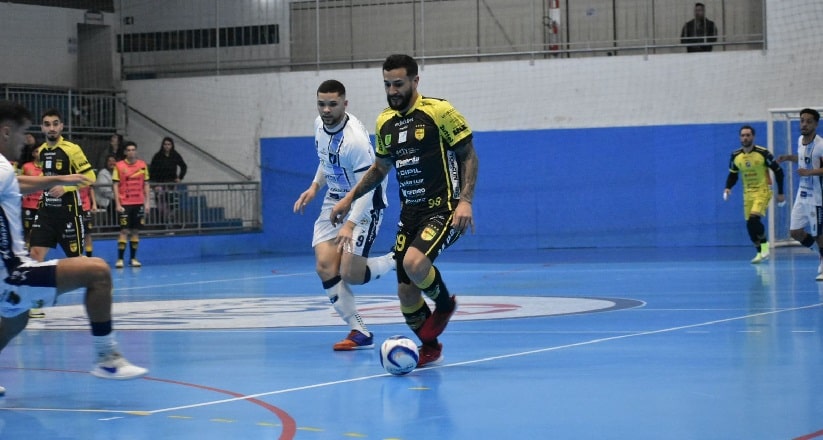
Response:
[55,160,63,170]
[415,127,425,141]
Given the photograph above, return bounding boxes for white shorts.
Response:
[0,259,60,318]
[790,201,822,237]
[312,196,384,257]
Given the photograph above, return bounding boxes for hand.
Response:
[48,186,66,198]
[335,222,356,253]
[451,200,475,234]
[329,198,352,227]
[116,205,125,213]
[293,187,317,214]
[777,194,786,207]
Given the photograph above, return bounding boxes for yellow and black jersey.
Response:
[726,145,784,195]
[375,95,472,214]
[38,137,96,211]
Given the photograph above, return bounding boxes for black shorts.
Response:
[22,208,37,233]
[29,207,85,257]
[394,209,462,284]
[118,205,145,230]
[83,210,94,231]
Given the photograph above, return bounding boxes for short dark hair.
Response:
[0,101,33,127]
[695,2,705,8]
[739,125,755,136]
[801,108,821,123]
[41,108,63,122]
[383,54,418,77]
[124,141,137,150]
[317,79,346,96]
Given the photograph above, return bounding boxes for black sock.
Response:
[418,266,453,312]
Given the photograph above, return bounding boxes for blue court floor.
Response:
[1,246,823,440]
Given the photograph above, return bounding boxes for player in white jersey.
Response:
[777,108,823,280]
[0,101,147,396]
[293,80,394,351]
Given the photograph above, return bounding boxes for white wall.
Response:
[3,1,822,183]
[121,1,823,182]
[0,3,116,87]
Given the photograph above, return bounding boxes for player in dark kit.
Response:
[29,108,96,261]
[330,54,479,368]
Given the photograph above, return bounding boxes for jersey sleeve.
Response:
[375,111,393,158]
[434,100,472,149]
[728,152,740,173]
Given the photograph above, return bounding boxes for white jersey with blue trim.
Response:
[314,112,387,221]
[795,134,823,206]
[0,155,34,277]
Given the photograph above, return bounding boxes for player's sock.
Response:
[802,234,815,248]
[323,276,368,335]
[129,239,139,260]
[364,253,395,283]
[85,243,93,257]
[415,266,454,312]
[117,240,126,260]
[91,322,117,357]
[401,295,432,335]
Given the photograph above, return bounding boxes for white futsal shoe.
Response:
[92,352,148,380]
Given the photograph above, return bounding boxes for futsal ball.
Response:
[380,335,419,376]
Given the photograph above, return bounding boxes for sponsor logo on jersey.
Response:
[396,156,420,168]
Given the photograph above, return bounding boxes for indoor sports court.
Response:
[2,0,822,439]
[1,246,823,439]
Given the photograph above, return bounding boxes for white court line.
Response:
[4,303,818,416]
[114,271,315,292]
[142,301,823,415]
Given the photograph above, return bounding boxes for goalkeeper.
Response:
[723,125,785,263]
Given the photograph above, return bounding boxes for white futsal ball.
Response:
[380,335,419,376]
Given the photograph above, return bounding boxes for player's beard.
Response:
[387,89,412,111]
[46,133,59,142]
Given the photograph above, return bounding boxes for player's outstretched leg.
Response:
[56,257,148,379]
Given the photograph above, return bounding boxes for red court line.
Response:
[0,367,297,440]
[143,376,297,440]
[795,428,823,440]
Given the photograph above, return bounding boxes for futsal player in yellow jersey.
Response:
[330,54,479,368]
[724,125,785,263]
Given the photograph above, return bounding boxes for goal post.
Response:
[767,107,823,247]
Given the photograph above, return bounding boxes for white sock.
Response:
[326,280,369,335]
[366,252,395,280]
[93,333,119,359]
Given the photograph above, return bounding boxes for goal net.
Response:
[768,107,823,247]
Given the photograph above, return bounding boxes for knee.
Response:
[401,254,430,282]
[790,229,807,241]
[315,260,338,281]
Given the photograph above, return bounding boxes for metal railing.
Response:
[90,182,261,237]
[1,85,126,137]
